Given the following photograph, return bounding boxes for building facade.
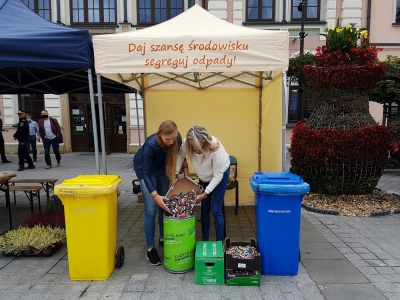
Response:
[0,0,399,154]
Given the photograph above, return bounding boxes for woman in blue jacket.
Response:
[133,120,182,266]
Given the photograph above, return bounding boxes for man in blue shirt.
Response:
[25,113,39,162]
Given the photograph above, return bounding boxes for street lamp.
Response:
[296,0,308,121]
[298,0,308,54]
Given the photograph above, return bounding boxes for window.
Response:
[22,0,51,20]
[291,0,320,21]
[71,0,116,24]
[288,87,315,123]
[137,0,184,25]
[246,0,275,22]
[397,0,400,23]
[18,94,45,121]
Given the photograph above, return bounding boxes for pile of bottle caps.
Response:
[226,245,259,259]
[164,190,198,218]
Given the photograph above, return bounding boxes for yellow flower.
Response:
[328,25,335,31]
[336,27,341,33]
[345,24,353,32]
[360,30,368,39]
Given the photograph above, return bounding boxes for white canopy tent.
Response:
[93,5,289,200]
[94,4,288,90]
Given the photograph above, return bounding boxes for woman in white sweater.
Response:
[176,125,230,241]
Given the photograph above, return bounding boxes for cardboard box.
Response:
[165,175,201,198]
[225,270,261,286]
[195,241,224,285]
[225,238,261,286]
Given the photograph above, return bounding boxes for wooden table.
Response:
[0,171,17,230]
[9,178,58,204]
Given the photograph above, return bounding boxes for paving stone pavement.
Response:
[0,153,399,299]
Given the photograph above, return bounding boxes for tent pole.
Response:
[141,77,148,139]
[282,72,287,172]
[96,74,107,174]
[88,69,100,174]
[135,92,142,147]
[258,77,262,172]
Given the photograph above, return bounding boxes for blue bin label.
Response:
[268,209,291,214]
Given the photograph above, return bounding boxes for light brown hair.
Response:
[185,125,220,163]
[156,120,179,180]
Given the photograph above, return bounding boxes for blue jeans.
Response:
[199,167,230,241]
[26,135,37,160]
[139,169,169,248]
[42,137,61,166]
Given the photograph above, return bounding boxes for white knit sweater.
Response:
[176,136,230,194]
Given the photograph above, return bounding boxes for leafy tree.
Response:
[287,52,314,89]
[369,55,400,105]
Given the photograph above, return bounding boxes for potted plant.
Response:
[289,19,390,195]
[0,225,66,256]
[23,197,65,229]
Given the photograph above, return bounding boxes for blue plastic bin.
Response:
[250,172,310,276]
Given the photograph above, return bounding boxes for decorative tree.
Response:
[369,55,400,119]
[289,20,391,195]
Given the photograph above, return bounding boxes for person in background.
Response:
[176,125,230,241]
[0,110,11,163]
[25,113,40,162]
[390,139,400,165]
[38,109,62,169]
[133,120,181,266]
[13,111,35,171]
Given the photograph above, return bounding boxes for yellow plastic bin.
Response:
[54,174,124,280]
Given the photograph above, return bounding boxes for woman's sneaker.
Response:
[158,239,164,248]
[147,248,161,265]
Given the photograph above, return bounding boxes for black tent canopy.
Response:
[0,0,133,94]
[0,0,133,172]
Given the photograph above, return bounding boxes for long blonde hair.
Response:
[156,120,179,180]
[186,125,220,163]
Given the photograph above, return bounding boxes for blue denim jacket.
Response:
[133,133,167,193]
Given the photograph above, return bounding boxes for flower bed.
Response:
[290,122,391,195]
[303,64,386,90]
[0,225,66,257]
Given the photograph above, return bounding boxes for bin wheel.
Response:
[115,246,125,268]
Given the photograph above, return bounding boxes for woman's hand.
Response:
[169,179,176,190]
[195,192,208,204]
[154,195,169,211]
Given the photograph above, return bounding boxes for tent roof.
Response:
[93,5,289,90]
[0,0,134,94]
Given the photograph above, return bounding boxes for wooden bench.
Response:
[0,171,17,230]
[8,178,58,204]
[0,185,43,214]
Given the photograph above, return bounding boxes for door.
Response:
[104,103,127,153]
[70,104,89,152]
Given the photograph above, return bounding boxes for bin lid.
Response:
[249,172,310,195]
[54,174,122,196]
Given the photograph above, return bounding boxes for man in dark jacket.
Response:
[13,111,35,171]
[38,109,61,169]
[0,110,11,163]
